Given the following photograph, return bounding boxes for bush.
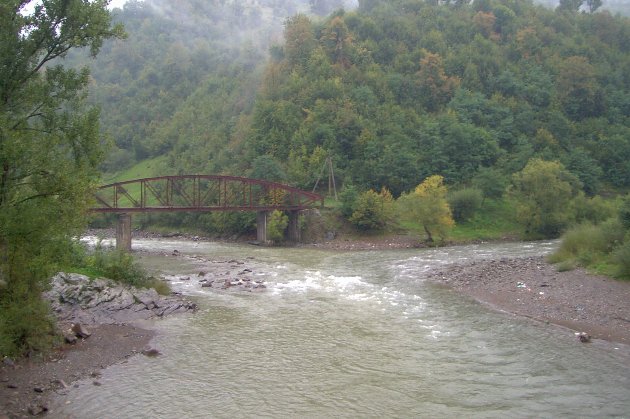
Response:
[266,210,289,243]
[90,244,148,288]
[448,188,483,222]
[339,184,359,218]
[76,242,170,294]
[549,220,618,265]
[571,194,615,225]
[349,188,394,231]
[0,294,59,357]
[619,194,630,230]
[613,239,630,279]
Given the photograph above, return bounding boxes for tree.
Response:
[349,188,395,231]
[557,0,583,12]
[585,0,602,13]
[472,167,508,201]
[510,159,582,238]
[397,175,454,243]
[266,210,289,243]
[0,0,124,356]
[416,51,460,112]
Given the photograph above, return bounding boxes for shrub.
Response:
[81,242,170,293]
[448,188,483,222]
[266,210,289,243]
[0,294,59,357]
[619,194,630,230]
[613,240,630,279]
[472,167,508,200]
[339,184,359,218]
[549,222,609,264]
[349,188,394,231]
[90,245,148,288]
[571,194,615,225]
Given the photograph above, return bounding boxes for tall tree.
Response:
[0,0,124,356]
[398,175,454,243]
[510,159,582,238]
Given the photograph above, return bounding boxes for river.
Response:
[53,239,630,418]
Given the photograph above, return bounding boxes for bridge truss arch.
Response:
[92,175,324,213]
[91,175,324,250]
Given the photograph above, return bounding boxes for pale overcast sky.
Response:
[108,0,128,9]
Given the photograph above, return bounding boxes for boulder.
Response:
[141,347,161,357]
[71,323,91,339]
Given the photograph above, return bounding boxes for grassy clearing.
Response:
[449,199,521,242]
[103,155,168,184]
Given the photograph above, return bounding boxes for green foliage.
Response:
[64,0,630,213]
[89,245,148,288]
[619,194,630,230]
[0,294,58,358]
[510,159,581,238]
[267,210,289,243]
[339,183,359,219]
[348,188,395,231]
[549,222,612,265]
[398,175,454,243]
[448,188,483,222]
[249,155,287,182]
[449,198,520,242]
[571,194,616,225]
[472,167,508,200]
[68,241,170,294]
[549,217,628,278]
[612,240,630,279]
[0,0,123,357]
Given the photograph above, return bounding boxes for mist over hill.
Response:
[68,0,629,197]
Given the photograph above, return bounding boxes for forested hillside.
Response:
[248,0,630,196]
[73,0,356,174]
[79,0,630,199]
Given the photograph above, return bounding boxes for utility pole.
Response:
[313,156,338,200]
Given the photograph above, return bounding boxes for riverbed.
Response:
[51,239,630,418]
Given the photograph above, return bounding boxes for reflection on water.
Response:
[54,239,630,418]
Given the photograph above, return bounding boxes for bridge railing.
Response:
[92,175,324,213]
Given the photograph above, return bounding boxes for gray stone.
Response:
[71,323,91,339]
[64,332,78,344]
[141,347,161,357]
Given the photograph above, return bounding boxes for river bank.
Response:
[425,256,630,346]
[0,273,197,418]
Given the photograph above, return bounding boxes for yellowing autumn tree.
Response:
[398,175,454,243]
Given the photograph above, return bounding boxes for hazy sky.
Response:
[108,0,129,9]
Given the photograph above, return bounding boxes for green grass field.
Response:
[102,155,168,184]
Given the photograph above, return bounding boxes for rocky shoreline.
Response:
[0,273,197,418]
[426,256,630,346]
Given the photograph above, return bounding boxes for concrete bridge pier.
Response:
[256,210,301,243]
[116,213,133,251]
[256,211,268,243]
[287,210,301,242]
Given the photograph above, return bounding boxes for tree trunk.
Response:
[423,224,433,243]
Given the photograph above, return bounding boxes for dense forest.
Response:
[79,0,630,201]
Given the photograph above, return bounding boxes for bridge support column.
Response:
[256,211,268,243]
[116,213,132,252]
[287,210,301,242]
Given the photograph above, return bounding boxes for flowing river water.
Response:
[53,239,630,418]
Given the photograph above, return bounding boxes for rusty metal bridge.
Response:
[92,175,323,213]
[91,175,324,249]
